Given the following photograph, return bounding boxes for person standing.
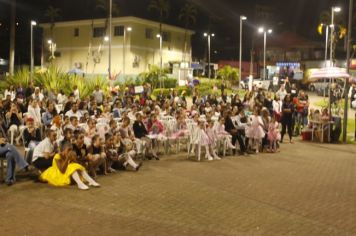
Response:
[280,95,294,143]
[92,85,104,106]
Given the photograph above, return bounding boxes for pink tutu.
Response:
[246,115,265,139]
[267,122,281,141]
[199,129,211,146]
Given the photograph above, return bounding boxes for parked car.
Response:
[309,78,345,96]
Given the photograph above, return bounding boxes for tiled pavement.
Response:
[1,141,356,236]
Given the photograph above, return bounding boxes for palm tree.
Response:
[148,0,170,39]
[179,3,197,63]
[44,6,61,39]
[319,10,346,62]
[9,0,16,75]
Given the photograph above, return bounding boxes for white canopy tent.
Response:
[309,67,351,142]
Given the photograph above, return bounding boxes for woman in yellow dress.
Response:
[40,141,100,190]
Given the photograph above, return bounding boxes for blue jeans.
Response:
[0,144,28,183]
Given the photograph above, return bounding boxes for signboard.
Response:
[134,86,144,94]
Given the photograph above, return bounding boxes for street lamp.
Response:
[108,0,112,81]
[157,34,163,88]
[320,23,330,67]
[30,20,37,82]
[204,32,215,78]
[123,26,132,79]
[320,23,330,97]
[47,39,56,60]
[239,16,247,84]
[258,27,272,80]
[330,6,341,67]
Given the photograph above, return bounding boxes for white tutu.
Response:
[245,115,265,139]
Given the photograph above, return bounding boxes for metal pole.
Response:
[324,26,329,97]
[9,0,16,75]
[343,0,353,143]
[329,9,334,66]
[108,0,112,81]
[30,23,34,82]
[123,28,126,80]
[263,31,266,80]
[160,36,163,87]
[208,35,211,79]
[328,8,334,127]
[239,18,243,83]
[324,25,329,67]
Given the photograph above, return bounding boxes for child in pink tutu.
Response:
[267,116,281,153]
[171,114,189,139]
[213,116,236,149]
[246,108,265,153]
[197,120,213,161]
[206,120,221,160]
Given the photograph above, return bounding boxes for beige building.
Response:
[40,16,194,78]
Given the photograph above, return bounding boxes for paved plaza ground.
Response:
[1,139,356,236]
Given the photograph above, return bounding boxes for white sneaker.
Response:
[213,152,221,160]
[89,182,100,187]
[78,184,89,190]
[206,154,213,161]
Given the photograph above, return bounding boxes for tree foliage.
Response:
[217,66,239,84]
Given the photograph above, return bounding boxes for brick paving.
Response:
[1,140,356,236]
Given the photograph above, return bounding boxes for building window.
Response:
[162,31,171,42]
[74,28,79,37]
[114,26,124,36]
[145,28,153,39]
[93,27,105,38]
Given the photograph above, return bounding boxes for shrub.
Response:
[0,66,109,100]
[138,65,170,90]
[164,78,177,88]
[217,66,239,84]
[151,86,191,98]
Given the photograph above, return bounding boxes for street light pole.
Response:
[30,20,37,83]
[328,6,341,126]
[239,16,247,83]
[329,6,341,67]
[208,34,211,79]
[324,24,329,68]
[108,0,112,81]
[323,24,329,97]
[204,32,215,78]
[343,0,354,143]
[157,34,163,89]
[263,31,266,80]
[123,27,132,80]
[258,27,272,80]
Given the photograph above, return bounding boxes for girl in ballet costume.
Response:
[213,116,236,150]
[246,108,265,154]
[267,115,281,153]
[196,120,214,161]
[206,120,221,160]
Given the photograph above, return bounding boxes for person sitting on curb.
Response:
[0,134,29,186]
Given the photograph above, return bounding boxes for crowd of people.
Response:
[0,81,317,190]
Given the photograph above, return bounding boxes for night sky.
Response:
[0,0,351,65]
